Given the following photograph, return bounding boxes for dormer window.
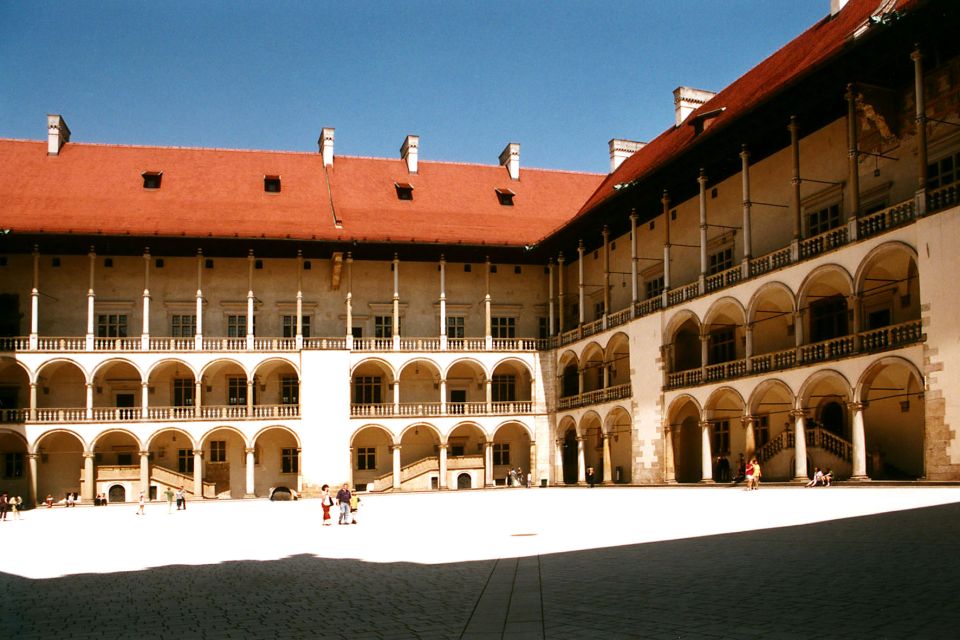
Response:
[142,171,162,189]
[495,188,515,206]
[395,182,414,200]
[264,175,281,193]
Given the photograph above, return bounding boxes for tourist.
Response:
[349,492,360,524]
[0,492,8,521]
[10,495,21,520]
[66,492,75,507]
[586,466,596,488]
[732,454,747,485]
[716,454,730,483]
[176,486,186,510]
[806,467,824,487]
[336,483,351,525]
[136,491,146,515]
[320,484,333,526]
[822,468,833,487]
[749,458,762,490]
[163,486,175,513]
[44,494,54,508]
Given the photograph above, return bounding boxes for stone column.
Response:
[393,379,400,414]
[439,255,447,350]
[83,452,95,501]
[528,442,537,486]
[245,447,256,497]
[700,333,709,380]
[195,249,204,351]
[485,377,492,414]
[86,246,96,351]
[345,252,354,349]
[912,47,928,215]
[141,381,149,420]
[743,416,756,461]
[602,225,610,321]
[577,367,585,395]
[484,257,492,350]
[30,245,39,350]
[845,84,861,237]
[484,441,494,487]
[246,250,255,350]
[85,382,93,420]
[296,448,303,493]
[849,402,868,480]
[246,378,254,418]
[698,169,708,284]
[700,421,714,482]
[789,116,802,255]
[29,382,37,421]
[740,146,752,277]
[438,444,448,489]
[576,437,586,484]
[791,409,808,481]
[139,450,150,497]
[296,250,304,350]
[439,378,447,414]
[577,240,585,325]
[194,380,202,418]
[663,424,676,484]
[602,433,613,484]
[745,323,754,373]
[557,252,566,334]
[630,210,639,308]
[392,254,401,350]
[193,449,203,498]
[661,191,672,307]
[392,445,402,490]
[548,258,556,336]
[28,453,39,507]
[141,248,151,350]
[850,293,862,351]
[554,439,563,486]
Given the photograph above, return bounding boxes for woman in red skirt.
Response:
[320,484,333,526]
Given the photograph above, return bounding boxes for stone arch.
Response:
[854,241,921,331]
[0,428,30,500]
[145,358,198,382]
[35,359,88,414]
[442,357,486,381]
[557,415,579,485]
[200,425,250,499]
[856,356,925,479]
[199,424,250,449]
[580,343,606,393]
[34,429,86,503]
[252,424,302,449]
[397,358,443,406]
[798,369,853,440]
[444,359,486,411]
[579,410,604,481]
[492,421,532,486]
[797,264,855,344]
[667,394,703,483]
[703,387,745,475]
[146,426,198,489]
[253,425,302,497]
[604,332,631,388]
[198,358,248,381]
[90,357,144,382]
[90,427,144,452]
[557,350,581,398]
[747,281,798,359]
[702,297,747,366]
[350,357,397,380]
[351,425,396,491]
[0,357,31,420]
[91,359,144,417]
[665,310,702,373]
[604,405,633,483]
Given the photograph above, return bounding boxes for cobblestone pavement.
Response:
[2,486,959,639]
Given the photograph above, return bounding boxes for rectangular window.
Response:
[928,152,960,190]
[709,328,736,364]
[374,315,393,339]
[491,317,516,339]
[97,314,128,338]
[210,441,226,463]
[446,316,465,339]
[492,374,516,402]
[708,247,734,275]
[645,275,665,300]
[493,443,510,466]
[357,447,376,470]
[177,449,194,474]
[227,315,246,338]
[538,317,549,339]
[712,420,730,455]
[594,301,604,320]
[171,314,196,338]
[282,315,310,338]
[810,295,849,343]
[281,448,299,474]
[807,203,841,237]
[228,377,247,406]
[353,376,382,404]
[281,375,299,405]
[173,379,194,407]
[3,452,23,478]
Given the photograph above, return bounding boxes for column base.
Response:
[699,478,715,484]
[244,493,256,499]
[792,475,810,483]
[848,474,871,482]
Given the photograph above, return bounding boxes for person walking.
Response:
[163,486,175,513]
[136,491,146,515]
[586,466,596,488]
[0,492,8,521]
[336,483,351,525]
[175,486,186,510]
[750,458,762,490]
[10,495,22,520]
[349,492,360,524]
[320,484,333,526]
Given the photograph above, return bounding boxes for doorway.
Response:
[457,473,472,489]
[108,484,126,503]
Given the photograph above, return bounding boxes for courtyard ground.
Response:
[1,485,959,639]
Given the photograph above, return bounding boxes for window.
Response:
[173,379,194,407]
[492,375,516,402]
[446,316,464,339]
[142,171,162,189]
[3,452,23,478]
[228,377,247,406]
[357,447,376,470]
[928,151,960,189]
[281,376,299,405]
[709,328,735,364]
[227,315,246,338]
[755,415,770,448]
[281,448,299,473]
[708,247,734,275]
[493,443,510,466]
[491,317,516,339]
[177,449,194,474]
[171,314,196,337]
[810,295,848,343]
[264,175,281,193]
[395,182,414,200]
[374,316,393,338]
[712,420,730,455]
[807,203,841,236]
[645,275,665,300]
[282,315,310,338]
[594,301,604,320]
[538,317,549,339]
[353,376,382,404]
[495,188,515,206]
[97,314,127,338]
[210,441,226,463]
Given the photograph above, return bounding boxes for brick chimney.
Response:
[499,142,520,181]
[673,87,716,126]
[401,135,419,174]
[319,127,335,166]
[608,139,646,172]
[47,114,70,156]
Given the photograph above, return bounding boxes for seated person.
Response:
[806,467,824,487]
[822,469,833,486]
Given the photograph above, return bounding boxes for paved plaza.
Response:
[2,485,960,639]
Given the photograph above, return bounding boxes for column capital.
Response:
[27,452,40,461]
[390,444,402,452]
[739,143,750,160]
[698,420,711,430]
[910,46,922,63]
[437,443,448,451]
[629,208,638,223]
[740,415,755,428]
[191,449,203,458]
[789,409,807,419]
[139,450,149,457]
[847,401,865,412]
[698,168,708,185]
[245,447,256,455]
[83,451,96,459]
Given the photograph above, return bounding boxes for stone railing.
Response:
[756,427,852,464]
[373,455,441,491]
[351,401,532,418]
[749,246,792,278]
[704,359,747,383]
[556,383,631,411]
[667,282,700,306]
[95,465,140,480]
[607,308,632,329]
[446,338,488,351]
[447,454,484,470]
[757,429,791,464]
[748,347,797,374]
[857,200,916,239]
[798,335,856,364]
[28,404,300,424]
[94,337,141,351]
[928,182,959,212]
[705,264,743,293]
[0,408,29,423]
[799,225,848,260]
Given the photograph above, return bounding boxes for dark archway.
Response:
[108,484,126,503]
[562,428,578,484]
[457,473,472,490]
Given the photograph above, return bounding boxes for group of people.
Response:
[0,492,23,520]
[506,467,529,488]
[729,454,762,490]
[319,483,360,526]
[805,467,834,487]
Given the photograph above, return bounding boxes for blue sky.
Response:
[0,1,827,173]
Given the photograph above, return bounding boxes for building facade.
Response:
[2,0,959,504]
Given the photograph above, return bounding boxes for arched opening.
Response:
[605,334,631,389]
[457,473,472,489]
[36,360,86,418]
[0,429,29,498]
[148,428,208,499]
[92,429,144,500]
[35,430,84,503]
[398,423,441,491]
[201,360,249,418]
[580,413,603,483]
[860,359,925,479]
[748,380,797,480]
[490,360,533,411]
[749,284,796,361]
[351,426,394,492]
[581,344,605,393]
[201,427,247,499]
[800,267,852,344]
[857,244,920,331]
[398,359,442,412]
[0,358,29,422]
[704,388,745,481]
[444,360,485,414]
[91,360,143,420]
[447,423,485,488]
[351,360,393,415]
[605,407,632,483]
[147,360,197,419]
[703,300,745,369]
[558,353,580,399]
[493,422,532,486]
[251,359,300,418]
[671,317,702,372]
[108,484,126,503]
[561,425,578,485]
[800,371,853,479]
[254,426,301,497]
[668,397,702,483]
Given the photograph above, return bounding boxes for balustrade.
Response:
[799,226,849,260]
[857,199,916,239]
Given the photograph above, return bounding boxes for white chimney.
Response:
[319,127,335,166]
[608,139,646,172]
[673,87,717,126]
[47,114,70,156]
[401,135,419,174]
[499,142,520,181]
[830,0,849,16]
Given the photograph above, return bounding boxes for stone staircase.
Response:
[757,427,852,480]
[150,465,217,498]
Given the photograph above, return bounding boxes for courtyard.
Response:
[2,485,960,639]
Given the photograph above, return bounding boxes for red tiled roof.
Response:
[0,139,602,247]
[574,0,917,218]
